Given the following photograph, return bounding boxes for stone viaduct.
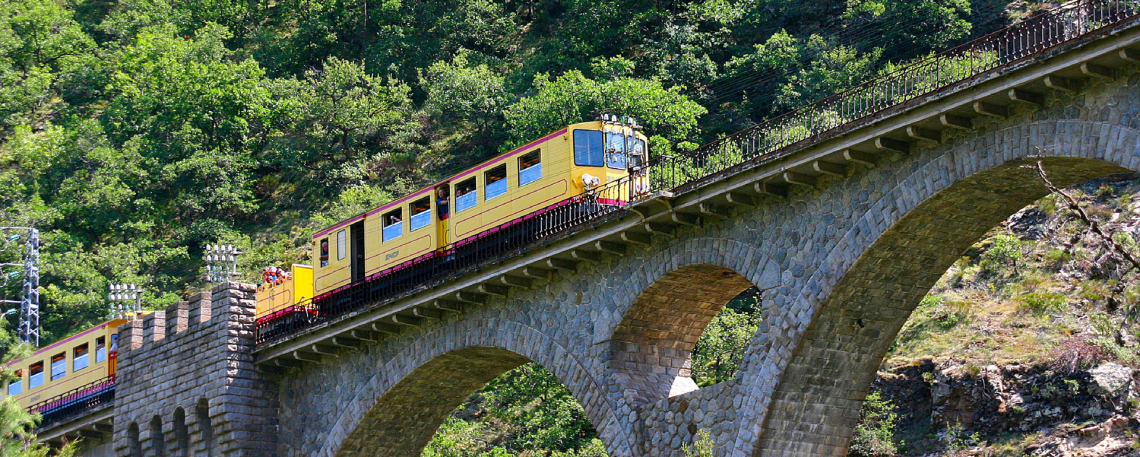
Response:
[37,3,1140,456]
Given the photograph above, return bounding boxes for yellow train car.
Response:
[255,264,314,323]
[310,118,649,297]
[3,319,128,415]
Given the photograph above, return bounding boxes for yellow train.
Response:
[3,319,127,423]
[1,116,647,417]
[255,116,649,327]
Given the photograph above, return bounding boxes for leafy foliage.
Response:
[848,392,900,457]
[691,307,761,386]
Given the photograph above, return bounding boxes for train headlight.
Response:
[581,173,601,187]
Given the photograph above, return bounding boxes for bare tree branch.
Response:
[1024,159,1140,322]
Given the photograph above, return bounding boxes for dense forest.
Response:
[0,0,1076,455]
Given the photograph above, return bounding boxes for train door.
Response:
[350,220,365,282]
[435,184,451,250]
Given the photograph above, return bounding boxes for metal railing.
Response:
[652,0,1140,192]
[255,0,1140,347]
[29,375,115,427]
[255,176,644,345]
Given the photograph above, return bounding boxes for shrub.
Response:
[1043,248,1072,270]
[931,299,972,329]
[1079,281,1111,303]
[918,294,943,310]
[683,429,714,457]
[848,391,900,457]
[1095,182,1115,200]
[1064,379,1081,396]
[942,421,981,452]
[1014,293,1066,314]
[1048,336,1107,374]
[980,234,1024,277]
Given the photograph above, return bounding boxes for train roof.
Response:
[6,317,131,366]
[313,120,646,239]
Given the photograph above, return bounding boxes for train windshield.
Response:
[606,132,627,169]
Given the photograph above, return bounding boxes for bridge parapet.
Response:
[112,282,278,457]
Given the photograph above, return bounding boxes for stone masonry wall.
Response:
[112,282,278,457]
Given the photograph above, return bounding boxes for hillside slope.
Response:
[861,176,1140,457]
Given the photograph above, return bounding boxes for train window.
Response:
[96,337,106,363]
[319,238,329,268]
[630,137,647,167]
[29,362,43,389]
[606,132,627,169]
[485,165,508,201]
[111,334,118,352]
[455,178,477,213]
[51,353,66,380]
[336,229,346,260]
[383,209,403,242]
[7,372,21,396]
[410,198,431,231]
[518,150,541,186]
[574,130,604,167]
[74,344,89,372]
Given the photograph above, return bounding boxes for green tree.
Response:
[98,23,276,241]
[774,36,881,111]
[847,391,899,457]
[691,307,761,386]
[420,51,509,138]
[269,56,421,188]
[0,0,94,128]
[481,364,599,453]
[880,0,971,57]
[505,71,707,153]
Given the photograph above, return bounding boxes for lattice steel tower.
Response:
[0,227,39,347]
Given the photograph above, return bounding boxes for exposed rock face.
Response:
[1088,363,1134,398]
[880,360,1140,456]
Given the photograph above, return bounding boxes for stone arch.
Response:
[171,407,188,457]
[609,263,757,404]
[195,398,214,457]
[149,415,165,457]
[336,346,529,456]
[326,318,630,457]
[127,422,142,457]
[753,118,1140,456]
